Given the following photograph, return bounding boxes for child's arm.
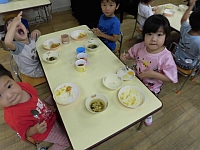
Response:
[4,11,23,50]
[138,70,172,82]
[181,0,196,24]
[30,29,41,40]
[92,28,118,42]
[26,121,47,137]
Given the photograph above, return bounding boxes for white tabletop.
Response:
[0,0,51,14]
[36,25,162,150]
[159,3,188,32]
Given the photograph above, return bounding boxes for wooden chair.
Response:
[10,55,46,87]
[169,42,200,94]
[113,31,123,58]
[129,13,143,43]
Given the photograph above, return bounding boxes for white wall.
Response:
[0,0,71,25]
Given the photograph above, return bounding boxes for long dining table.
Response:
[158,3,189,32]
[36,25,163,150]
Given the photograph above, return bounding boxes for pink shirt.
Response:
[128,42,178,93]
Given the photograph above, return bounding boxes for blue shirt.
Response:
[98,14,120,51]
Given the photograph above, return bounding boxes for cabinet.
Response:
[71,0,102,29]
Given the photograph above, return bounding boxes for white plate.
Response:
[117,68,135,81]
[43,38,62,50]
[53,83,80,105]
[70,30,87,40]
[118,86,145,108]
[102,73,123,90]
[42,51,59,64]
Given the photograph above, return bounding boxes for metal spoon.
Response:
[30,110,40,123]
[124,50,129,70]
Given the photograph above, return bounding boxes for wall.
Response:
[0,0,71,25]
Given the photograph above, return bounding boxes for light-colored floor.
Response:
[1,1,200,150]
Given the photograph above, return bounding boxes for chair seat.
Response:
[21,73,46,87]
[177,65,192,75]
[135,27,142,35]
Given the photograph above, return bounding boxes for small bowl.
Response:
[76,47,86,54]
[179,4,188,11]
[102,73,123,90]
[42,51,59,64]
[70,30,87,41]
[84,38,100,52]
[163,9,175,17]
[85,93,108,113]
[43,38,62,50]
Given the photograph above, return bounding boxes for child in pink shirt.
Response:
[121,14,178,126]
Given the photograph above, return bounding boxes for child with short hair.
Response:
[0,64,69,150]
[137,0,161,31]
[92,0,120,51]
[4,11,44,78]
[175,0,200,70]
[120,14,178,126]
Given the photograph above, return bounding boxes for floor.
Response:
[1,0,200,150]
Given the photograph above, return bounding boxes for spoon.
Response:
[30,110,40,123]
[124,50,129,70]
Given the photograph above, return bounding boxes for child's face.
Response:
[101,0,119,17]
[6,19,28,41]
[0,76,23,107]
[144,26,166,52]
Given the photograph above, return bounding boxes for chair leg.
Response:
[176,75,192,94]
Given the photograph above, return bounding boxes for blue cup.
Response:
[76,47,86,54]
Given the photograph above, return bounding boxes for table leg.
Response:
[136,119,144,132]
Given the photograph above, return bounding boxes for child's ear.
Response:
[116,4,120,10]
[26,28,29,34]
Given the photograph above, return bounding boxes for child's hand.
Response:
[31,29,41,39]
[7,11,22,30]
[138,69,155,79]
[92,28,103,37]
[120,52,130,62]
[34,121,47,134]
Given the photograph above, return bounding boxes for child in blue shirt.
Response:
[92,0,121,51]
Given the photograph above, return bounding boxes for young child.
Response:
[137,0,161,31]
[0,64,69,150]
[4,11,44,78]
[92,0,120,51]
[175,0,200,71]
[120,14,178,126]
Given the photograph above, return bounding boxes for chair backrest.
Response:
[169,42,200,75]
[10,54,46,86]
[114,31,123,58]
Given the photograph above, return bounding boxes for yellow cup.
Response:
[75,59,86,72]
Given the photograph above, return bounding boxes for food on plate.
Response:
[50,43,60,48]
[78,33,86,39]
[43,45,49,49]
[165,5,173,9]
[46,56,57,61]
[66,86,72,92]
[55,85,72,97]
[128,71,134,76]
[87,44,98,49]
[119,88,140,107]
[90,99,105,112]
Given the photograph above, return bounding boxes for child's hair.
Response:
[140,0,153,5]
[189,7,200,31]
[4,17,30,34]
[142,14,171,41]
[0,64,14,80]
[101,0,120,6]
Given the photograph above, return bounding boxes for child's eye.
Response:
[158,34,163,36]
[8,84,12,89]
[147,33,152,36]
[0,94,1,97]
